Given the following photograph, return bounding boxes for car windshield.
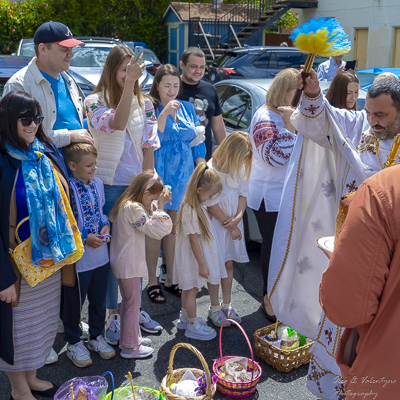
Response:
[213,52,245,67]
[142,50,160,65]
[313,55,329,67]
[20,41,34,57]
[70,46,113,68]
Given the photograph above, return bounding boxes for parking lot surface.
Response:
[0,248,318,400]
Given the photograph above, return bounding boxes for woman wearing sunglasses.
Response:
[0,91,83,400]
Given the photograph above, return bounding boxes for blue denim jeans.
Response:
[104,185,127,310]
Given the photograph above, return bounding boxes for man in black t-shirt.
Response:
[178,47,226,159]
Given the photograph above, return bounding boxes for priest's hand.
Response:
[296,68,320,98]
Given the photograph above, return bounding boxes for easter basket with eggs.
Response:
[161,342,217,400]
[213,319,262,398]
[254,320,314,373]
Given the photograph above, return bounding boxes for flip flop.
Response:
[147,285,166,303]
[163,283,182,297]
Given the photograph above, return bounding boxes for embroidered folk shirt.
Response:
[69,176,109,273]
[248,106,297,212]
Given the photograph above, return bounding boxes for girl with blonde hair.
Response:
[173,163,225,340]
[204,131,253,327]
[109,171,172,358]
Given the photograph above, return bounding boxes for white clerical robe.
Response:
[268,91,395,399]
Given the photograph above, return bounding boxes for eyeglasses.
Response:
[18,116,44,127]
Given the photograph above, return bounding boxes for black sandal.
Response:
[147,285,166,303]
[163,283,182,297]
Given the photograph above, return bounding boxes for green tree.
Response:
[47,0,170,60]
[0,0,53,54]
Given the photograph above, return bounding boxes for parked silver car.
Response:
[15,37,154,93]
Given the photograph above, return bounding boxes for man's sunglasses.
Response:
[18,116,44,127]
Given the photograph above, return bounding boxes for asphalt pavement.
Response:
[0,246,319,400]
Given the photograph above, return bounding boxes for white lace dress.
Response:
[204,161,249,264]
[173,203,227,290]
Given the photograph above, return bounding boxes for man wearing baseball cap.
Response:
[4,21,94,149]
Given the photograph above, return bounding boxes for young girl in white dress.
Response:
[205,131,253,326]
[173,163,226,341]
[108,171,172,358]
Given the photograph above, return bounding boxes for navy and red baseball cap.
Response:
[34,22,85,47]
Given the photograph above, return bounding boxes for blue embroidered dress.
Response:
[154,100,206,210]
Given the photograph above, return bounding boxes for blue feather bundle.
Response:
[290,17,351,57]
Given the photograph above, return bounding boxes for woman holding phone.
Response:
[146,64,206,299]
[84,45,162,339]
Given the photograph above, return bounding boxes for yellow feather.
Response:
[295,29,351,57]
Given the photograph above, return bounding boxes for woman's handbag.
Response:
[9,162,84,288]
[10,217,67,288]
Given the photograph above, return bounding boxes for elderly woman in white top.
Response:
[84,46,161,327]
[248,68,298,321]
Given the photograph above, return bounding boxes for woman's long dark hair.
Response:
[149,64,181,108]
[325,71,359,111]
[0,91,50,150]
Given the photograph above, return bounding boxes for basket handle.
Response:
[166,342,213,399]
[101,371,115,400]
[219,319,255,381]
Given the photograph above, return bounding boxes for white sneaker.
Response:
[66,342,92,368]
[120,345,154,359]
[45,348,58,365]
[139,310,163,334]
[141,337,152,346]
[88,336,116,359]
[104,314,120,345]
[80,320,89,340]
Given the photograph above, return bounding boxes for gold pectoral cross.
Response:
[383,134,400,168]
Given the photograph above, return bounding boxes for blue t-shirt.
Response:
[40,70,81,157]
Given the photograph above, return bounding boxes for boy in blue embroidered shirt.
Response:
[64,143,115,367]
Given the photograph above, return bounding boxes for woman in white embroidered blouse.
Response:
[84,46,162,320]
[247,68,298,321]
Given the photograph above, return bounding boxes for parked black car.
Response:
[207,46,328,83]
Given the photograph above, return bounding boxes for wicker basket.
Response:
[105,386,164,399]
[161,342,216,400]
[253,323,313,373]
[213,319,262,398]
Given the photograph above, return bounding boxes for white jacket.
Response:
[85,92,147,185]
[3,58,84,147]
